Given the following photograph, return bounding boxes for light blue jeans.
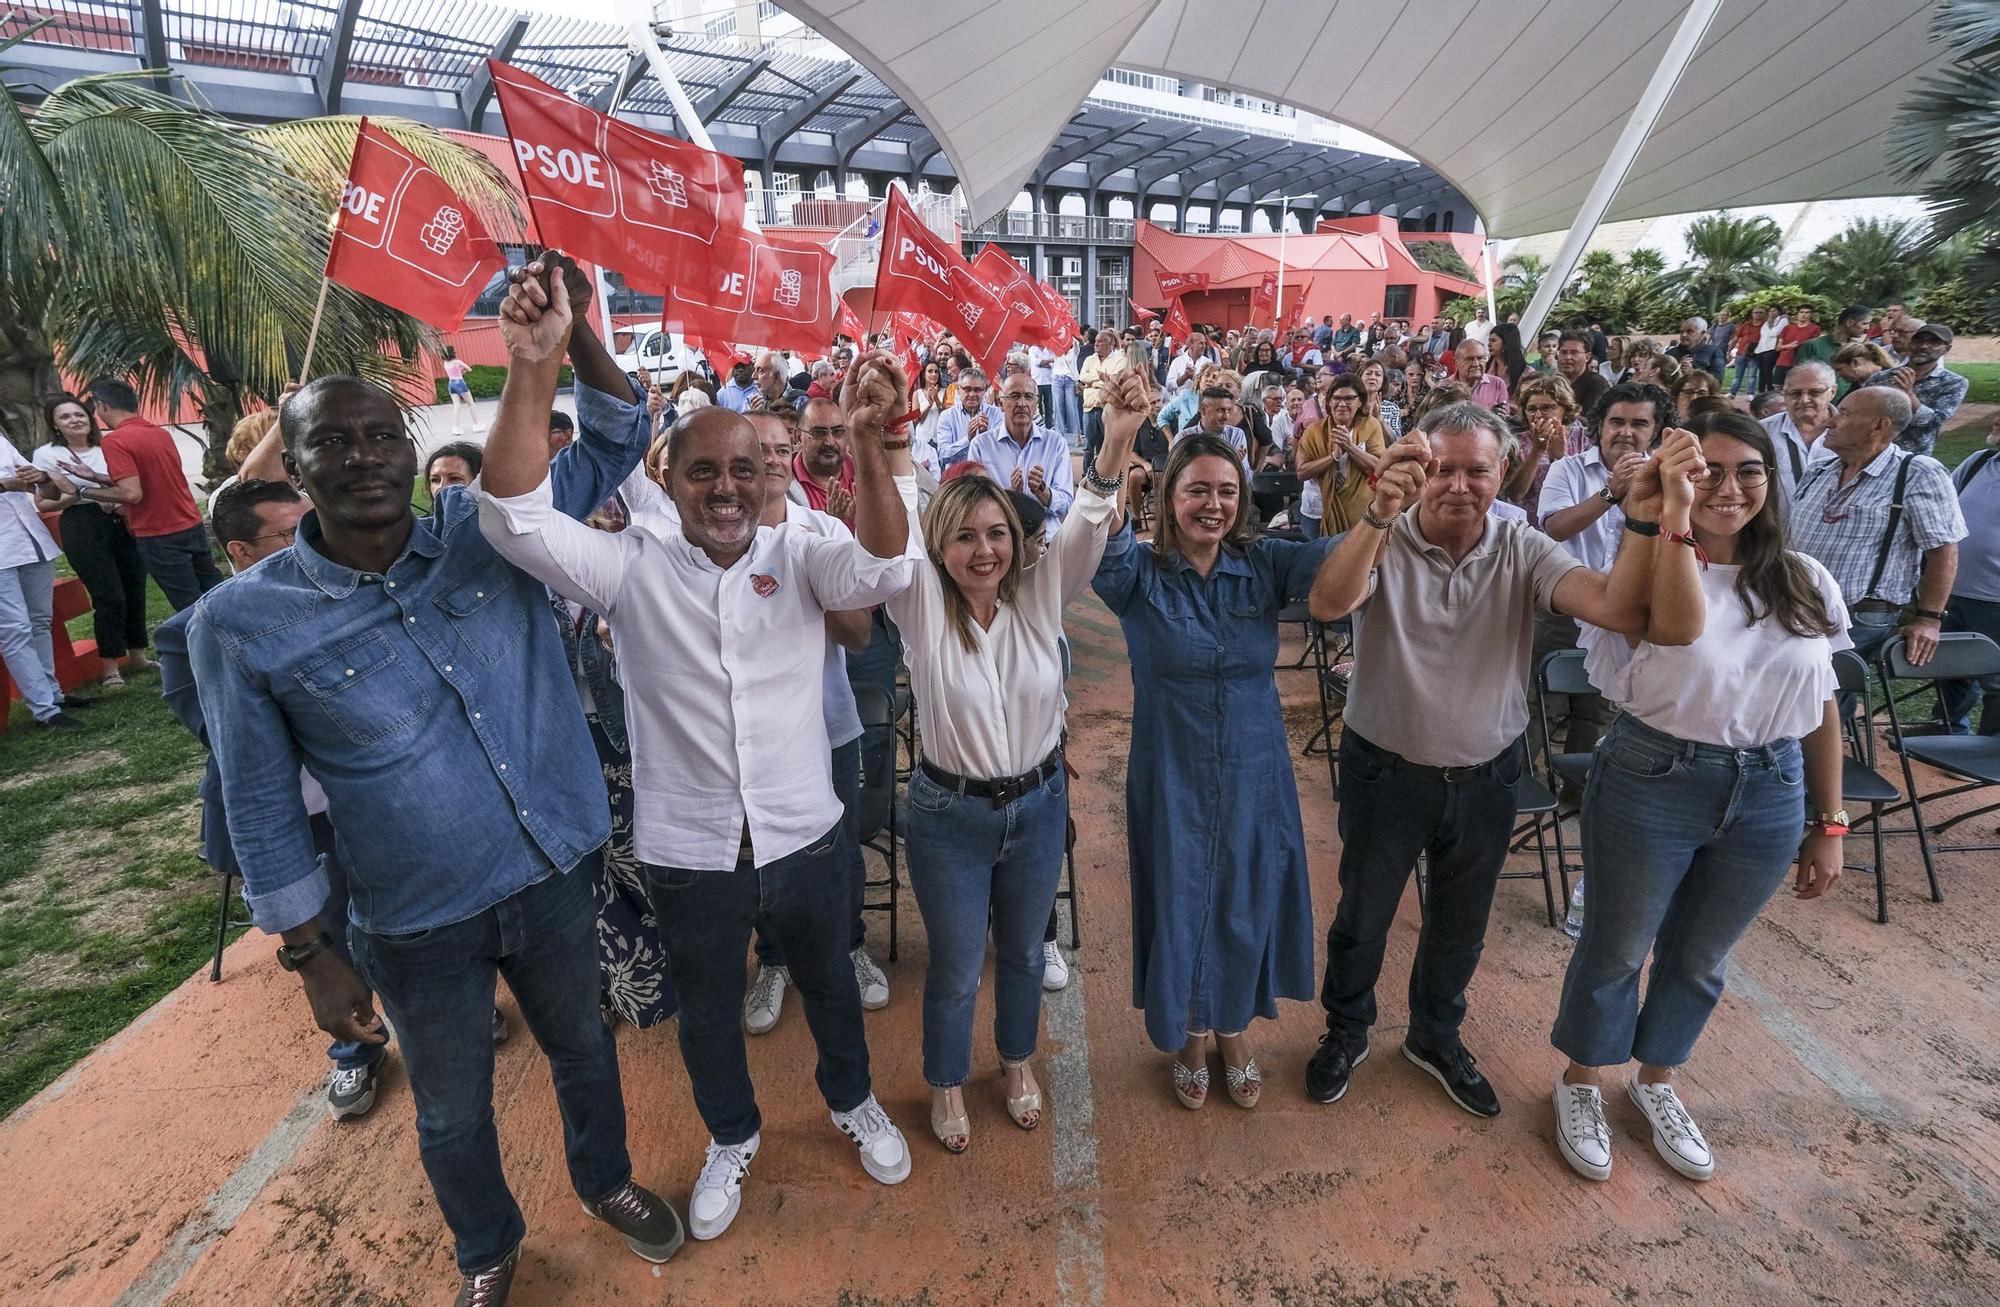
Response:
[905,762,1068,1088]
[1551,715,1804,1069]
[1052,375,1081,438]
[0,558,60,720]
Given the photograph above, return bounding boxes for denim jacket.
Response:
[554,592,628,755]
[187,392,645,935]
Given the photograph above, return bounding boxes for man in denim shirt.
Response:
[188,257,684,1304]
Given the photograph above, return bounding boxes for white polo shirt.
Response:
[1537,447,1626,573]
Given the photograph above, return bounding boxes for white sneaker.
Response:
[1627,1077,1714,1181]
[1041,940,1070,991]
[1552,1076,1612,1181]
[831,1094,911,1185]
[688,1134,759,1240]
[743,964,788,1035]
[852,947,889,1010]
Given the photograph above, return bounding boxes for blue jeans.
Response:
[1320,732,1526,1050]
[1941,594,2000,734]
[0,558,59,719]
[1053,375,1081,437]
[312,813,386,1072]
[847,609,903,819]
[1550,716,1804,1068]
[1728,353,1755,395]
[132,522,224,612]
[756,739,865,964]
[1299,515,1322,542]
[905,763,1068,1087]
[644,822,873,1146]
[350,863,630,1274]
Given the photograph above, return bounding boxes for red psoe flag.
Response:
[972,244,1059,348]
[1033,281,1080,342]
[1156,271,1210,299]
[488,60,746,295]
[1252,270,1279,320]
[323,120,505,330]
[1164,297,1191,340]
[873,187,1027,379]
[836,296,866,344]
[1128,298,1158,325]
[666,228,836,357]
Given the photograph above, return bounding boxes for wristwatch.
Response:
[1597,486,1622,506]
[1809,810,1851,837]
[1911,607,1947,621]
[276,930,335,972]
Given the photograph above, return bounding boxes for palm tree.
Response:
[1890,0,2000,317]
[1793,217,1928,307]
[0,23,520,467]
[1671,212,1782,315]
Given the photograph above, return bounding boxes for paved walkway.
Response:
[3,592,1999,1306]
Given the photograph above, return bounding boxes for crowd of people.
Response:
[2,252,1997,1307]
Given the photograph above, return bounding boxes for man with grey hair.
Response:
[1790,384,1965,663]
[1668,316,1723,376]
[934,365,1000,471]
[1300,400,1702,1118]
[1763,359,1838,497]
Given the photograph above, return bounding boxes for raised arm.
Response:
[1309,431,1430,621]
[543,249,638,405]
[841,350,912,561]
[1551,430,1703,643]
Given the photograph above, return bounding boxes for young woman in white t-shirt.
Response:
[1551,410,1847,1186]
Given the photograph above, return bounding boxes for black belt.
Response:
[920,750,1062,807]
[1348,732,1514,784]
[1851,599,1900,614]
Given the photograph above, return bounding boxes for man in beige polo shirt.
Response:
[1299,400,1702,1118]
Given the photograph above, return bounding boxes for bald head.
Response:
[666,405,757,469]
[279,375,401,449]
[666,406,764,560]
[1829,383,1913,463]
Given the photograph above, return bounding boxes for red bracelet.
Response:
[888,407,923,435]
[1668,530,1710,570]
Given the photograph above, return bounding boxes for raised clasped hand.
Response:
[497,260,573,364]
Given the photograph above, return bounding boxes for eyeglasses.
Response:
[247,527,299,545]
[805,426,849,441]
[1524,402,1566,415]
[1002,393,1039,403]
[1783,386,1833,400]
[1695,463,1770,489]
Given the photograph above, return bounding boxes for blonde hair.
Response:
[921,474,1024,652]
[226,409,279,470]
[645,428,672,486]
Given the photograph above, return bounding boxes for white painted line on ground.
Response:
[109,1087,324,1307]
[1044,943,1105,1307]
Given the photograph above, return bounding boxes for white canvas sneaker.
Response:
[1628,1077,1714,1181]
[1041,940,1070,991]
[689,1134,760,1240]
[852,947,890,1010]
[831,1094,911,1185]
[1552,1076,1612,1181]
[742,964,788,1034]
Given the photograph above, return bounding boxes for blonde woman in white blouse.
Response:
[1552,410,1846,1187]
[889,364,1152,1154]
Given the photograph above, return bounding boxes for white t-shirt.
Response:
[1756,315,1788,352]
[1583,552,1850,748]
[32,442,111,482]
[1462,319,1494,346]
[1029,346,1055,385]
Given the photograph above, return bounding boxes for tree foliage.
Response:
[1668,212,1782,315]
[0,35,520,453]
[1793,218,1928,308]
[1889,0,2000,326]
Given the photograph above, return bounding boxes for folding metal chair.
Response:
[1832,650,1902,924]
[1409,763,1563,928]
[1054,816,1082,949]
[1877,633,2000,902]
[210,869,244,981]
[852,683,903,959]
[1530,648,1599,913]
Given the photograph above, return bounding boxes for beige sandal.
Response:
[930,1086,969,1154]
[1172,1039,1209,1110]
[1002,1058,1042,1131]
[1215,1032,1262,1109]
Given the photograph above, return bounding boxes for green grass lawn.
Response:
[1952,361,2000,407]
[0,575,216,1118]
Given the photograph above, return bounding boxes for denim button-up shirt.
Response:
[187,406,645,936]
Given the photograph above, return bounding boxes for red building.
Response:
[1131,217,1485,332]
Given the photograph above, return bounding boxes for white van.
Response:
[610,326,707,386]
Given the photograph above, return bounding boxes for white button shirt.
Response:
[1537,446,1625,573]
[0,438,60,570]
[479,474,914,870]
[1762,410,1835,500]
[889,482,1116,779]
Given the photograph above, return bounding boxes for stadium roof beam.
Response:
[1087,124,1200,188]
[460,13,532,133]
[693,52,774,123]
[1132,132,1248,194]
[315,0,365,115]
[1182,139,1290,202]
[1033,117,1144,186]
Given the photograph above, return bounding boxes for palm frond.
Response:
[0,14,77,294]
[249,115,527,245]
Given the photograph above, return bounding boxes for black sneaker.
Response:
[327,1062,379,1120]
[1304,1028,1370,1104]
[1403,1039,1500,1118]
[35,711,84,730]
[491,1007,509,1044]
[454,1246,519,1307]
[582,1180,686,1263]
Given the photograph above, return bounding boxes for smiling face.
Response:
[940,495,1014,605]
[1692,431,1768,540]
[1417,425,1506,529]
[51,400,93,447]
[281,380,416,535]
[1169,453,1243,551]
[1598,399,1655,461]
[957,374,988,414]
[665,409,766,561]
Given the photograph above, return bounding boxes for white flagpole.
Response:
[620,7,760,233]
[1274,196,1288,327]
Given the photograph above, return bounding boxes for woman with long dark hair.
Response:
[1359,357,1401,439]
[33,394,152,684]
[1487,322,1531,396]
[1093,430,1343,1111]
[1551,410,1846,1185]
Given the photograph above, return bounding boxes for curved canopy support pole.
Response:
[1518,0,1723,339]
